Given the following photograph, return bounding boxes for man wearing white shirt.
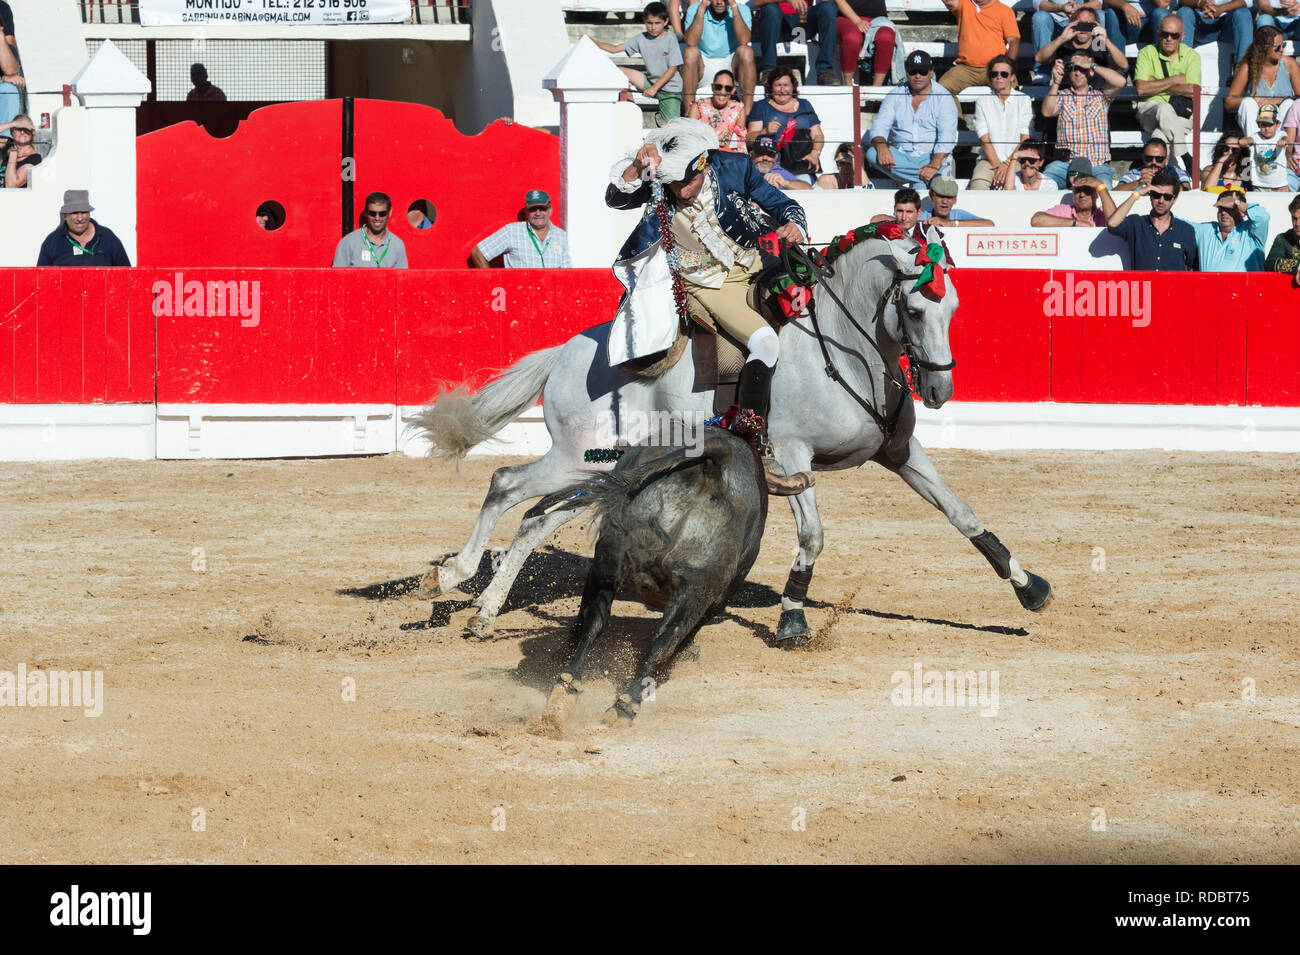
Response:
[969,54,1033,189]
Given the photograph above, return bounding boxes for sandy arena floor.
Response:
[1,450,1297,863]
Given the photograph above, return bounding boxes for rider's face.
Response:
[668,171,706,203]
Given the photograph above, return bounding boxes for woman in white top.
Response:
[969,55,1033,190]
[1006,140,1058,192]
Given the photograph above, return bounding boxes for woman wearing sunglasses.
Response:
[1223,24,1300,135]
[969,54,1032,189]
[689,69,747,152]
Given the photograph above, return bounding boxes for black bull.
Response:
[529,428,768,723]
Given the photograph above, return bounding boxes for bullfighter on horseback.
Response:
[605,117,814,496]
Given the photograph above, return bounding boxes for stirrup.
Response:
[727,406,814,496]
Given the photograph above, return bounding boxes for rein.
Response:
[781,242,954,438]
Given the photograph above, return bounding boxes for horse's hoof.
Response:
[558,672,582,694]
[417,563,457,599]
[463,614,494,640]
[415,568,442,599]
[772,608,811,649]
[1013,572,1053,613]
[603,695,638,726]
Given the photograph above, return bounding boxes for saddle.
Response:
[621,262,809,399]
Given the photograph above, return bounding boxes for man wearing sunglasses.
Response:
[865,49,957,187]
[1105,170,1199,271]
[1033,7,1127,85]
[1192,189,1270,271]
[1006,140,1057,191]
[332,192,409,269]
[1133,15,1201,171]
[472,189,571,269]
[1114,135,1192,190]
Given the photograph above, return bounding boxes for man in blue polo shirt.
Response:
[1104,169,1198,271]
[681,0,756,117]
[36,190,131,266]
[1192,190,1270,272]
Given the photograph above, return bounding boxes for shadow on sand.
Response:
[338,546,1028,687]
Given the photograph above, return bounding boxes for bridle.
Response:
[781,242,955,438]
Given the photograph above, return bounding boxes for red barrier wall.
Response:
[0,269,153,403]
[2,268,1297,408]
[136,101,562,270]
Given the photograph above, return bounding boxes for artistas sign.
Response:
[140,0,410,26]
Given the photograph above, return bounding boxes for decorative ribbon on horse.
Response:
[912,243,947,298]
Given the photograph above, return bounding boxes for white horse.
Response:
[413,226,1052,644]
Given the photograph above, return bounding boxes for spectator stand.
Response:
[565,0,1295,187]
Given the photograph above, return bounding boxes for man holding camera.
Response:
[1033,6,1127,84]
[1134,15,1201,173]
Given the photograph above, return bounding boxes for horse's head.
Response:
[882,224,959,409]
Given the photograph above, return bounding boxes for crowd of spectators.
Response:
[587,0,1300,219]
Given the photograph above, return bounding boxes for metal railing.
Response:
[79,1,471,26]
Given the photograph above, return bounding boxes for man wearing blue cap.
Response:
[471,189,572,269]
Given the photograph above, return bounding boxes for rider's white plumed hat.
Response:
[643,118,719,183]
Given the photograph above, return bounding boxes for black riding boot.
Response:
[730,360,814,497]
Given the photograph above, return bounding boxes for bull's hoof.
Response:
[1013,572,1053,613]
[463,613,494,641]
[772,608,811,649]
[602,694,638,726]
[558,672,582,694]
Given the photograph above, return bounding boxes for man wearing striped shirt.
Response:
[472,189,572,268]
[1041,51,1126,188]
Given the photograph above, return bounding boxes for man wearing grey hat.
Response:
[471,188,571,269]
[919,176,995,228]
[36,190,131,267]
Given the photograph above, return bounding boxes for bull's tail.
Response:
[409,344,564,459]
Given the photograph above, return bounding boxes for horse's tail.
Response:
[410,344,564,459]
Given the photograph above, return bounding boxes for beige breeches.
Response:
[686,260,767,345]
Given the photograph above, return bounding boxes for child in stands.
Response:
[1241,103,1293,191]
[590,3,683,125]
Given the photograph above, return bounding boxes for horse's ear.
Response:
[886,234,917,271]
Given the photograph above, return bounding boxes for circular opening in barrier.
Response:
[406,199,436,232]
[256,200,285,232]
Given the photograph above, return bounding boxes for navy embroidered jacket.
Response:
[606,149,810,261]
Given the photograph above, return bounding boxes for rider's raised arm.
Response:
[606,157,652,210]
